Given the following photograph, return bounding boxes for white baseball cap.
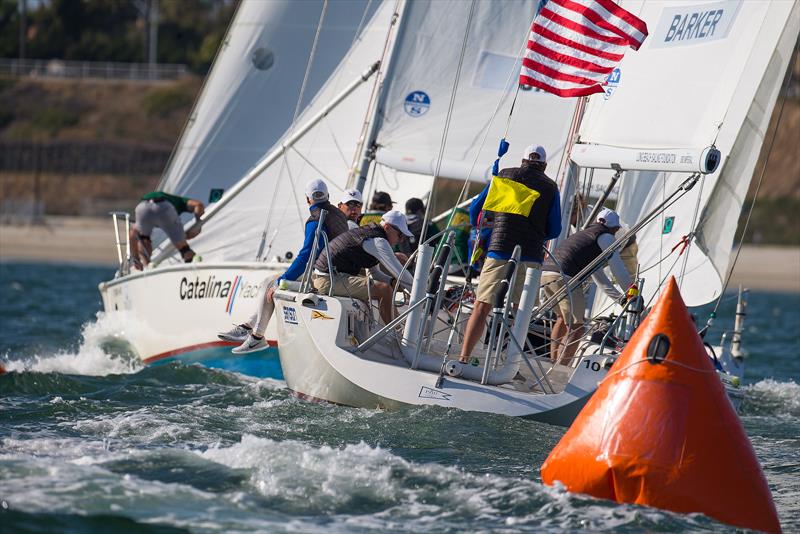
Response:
[305,178,329,203]
[381,210,414,237]
[522,144,547,163]
[597,208,621,228]
[339,188,363,205]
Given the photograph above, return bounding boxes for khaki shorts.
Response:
[313,273,371,302]
[475,257,542,306]
[540,271,585,325]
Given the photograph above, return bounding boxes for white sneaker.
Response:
[218,324,251,342]
[231,334,269,354]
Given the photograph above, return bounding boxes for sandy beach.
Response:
[1,216,799,292]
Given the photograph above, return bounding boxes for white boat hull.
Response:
[274,292,612,426]
[98,262,285,376]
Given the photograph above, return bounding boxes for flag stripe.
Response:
[521,57,602,86]
[520,75,605,97]
[540,7,628,47]
[553,0,640,46]
[595,0,648,42]
[527,27,622,68]
[519,0,648,98]
[532,24,624,62]
[526,41,612,74]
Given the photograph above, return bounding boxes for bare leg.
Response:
[559,323,585,365]
[458,300,491,362]
[129,228,141,269]
[372,281,394,325]
[550,316,567,362]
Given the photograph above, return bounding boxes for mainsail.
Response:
[158,0,379,203]
[373,0,577,187]
[574,0,798,306]
[174,0,581,264]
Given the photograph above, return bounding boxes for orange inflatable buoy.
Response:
[541,277,781,533]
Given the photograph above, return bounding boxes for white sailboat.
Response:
[98,0,389,373]
[570,0,799,403]
[271,0,798,424]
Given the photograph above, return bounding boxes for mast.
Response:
[352,0,410,193]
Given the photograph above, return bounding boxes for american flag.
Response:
[519,0,648,97]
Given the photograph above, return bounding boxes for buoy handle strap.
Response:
[604,357,717,381]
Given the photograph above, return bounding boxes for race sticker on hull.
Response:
[418,386,451,401]
[283,306,298,325]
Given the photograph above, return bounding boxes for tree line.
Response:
[0,0,238,74]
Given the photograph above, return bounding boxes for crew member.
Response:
[313,210,415,325]
[359,190,394,226]
[541,208,632,364]
[458,144,562,364]
[400,197,440,255]
[130,191,205,268]
[218,179,349,353]
[338,188,363,229]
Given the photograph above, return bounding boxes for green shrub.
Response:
[32,107,79,135]
[143,86,193,118]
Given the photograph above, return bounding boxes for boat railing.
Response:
[109,211,131,278]
[299,209,329,293]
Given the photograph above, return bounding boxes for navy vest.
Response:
[543,223,614,276]
[308,201,349,242]
[315,223,387,275]
[487,162,558,262]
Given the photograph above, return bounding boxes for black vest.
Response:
[315,223,387,275]
[308,201,349,242]
[487,162,558,261]
[543,223,614,276]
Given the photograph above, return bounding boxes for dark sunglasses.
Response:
[345,201,363,208]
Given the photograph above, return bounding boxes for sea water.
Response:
[1,262,798,532]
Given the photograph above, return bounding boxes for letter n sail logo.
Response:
[404,91,430,117]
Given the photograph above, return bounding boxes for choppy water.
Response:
[1,262,798,533]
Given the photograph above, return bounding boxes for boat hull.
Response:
[99,262,284,377]
[274,292,610,426]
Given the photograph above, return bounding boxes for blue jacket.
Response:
[279,204,326,282]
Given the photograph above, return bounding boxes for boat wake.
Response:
[742,379,800,417]
[1,311,141,376]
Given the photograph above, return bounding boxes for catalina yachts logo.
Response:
[404,91,430,117]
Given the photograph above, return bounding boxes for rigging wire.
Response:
[703,42,798,330]
[430,19,532,244]
[255,0,330,259]
[677,173,706,289]
[420,0,478,241]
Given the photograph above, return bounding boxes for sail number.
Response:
[584,360,602,372]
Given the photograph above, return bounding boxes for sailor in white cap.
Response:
[218,178,350,353]
[337,188,364,229]
[458,142,562,364]
[540,207,633,364]
[312,210,415,325]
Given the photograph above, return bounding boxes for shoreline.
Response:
[1,216,799,293]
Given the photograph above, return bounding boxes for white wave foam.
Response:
[745,379,800,414]
[1,311,141,376]
[199,434,537,516]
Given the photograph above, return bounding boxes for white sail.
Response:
[372,0,577,189]
[696,0,799,288]
[180,1,397,263]
[578,0,798,306]
[158,0,379,204]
